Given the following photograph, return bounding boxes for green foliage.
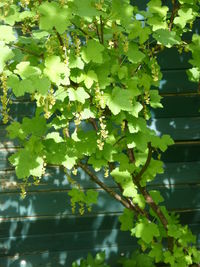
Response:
[1,0,200,266]
[72,251,110,267]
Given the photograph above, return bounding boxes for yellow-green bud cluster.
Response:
[0,73,9,124]
[42,89,56,119]
[97,116,108,150]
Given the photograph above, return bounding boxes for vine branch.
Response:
[169,0,180,31]
[78,162,139,213]
[134,142,152,182]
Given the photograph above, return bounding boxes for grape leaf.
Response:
[174,8,193,28]
[106,87,133,115]
[9,149,44,179]
[72,0,99,19]
[134,219,160,243]
[44,56,70,86]
[119,208,134,231]
[81,40,104,64]
[84,70,98,89]
[39,1,71,34]
[126,43,145,64]
[68,87,90,104]
[14,61,41,79]
[153,29,181,48]
[0,44,14,73]
[0,25,16,43]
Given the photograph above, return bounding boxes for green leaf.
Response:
[149,190,164,205]
[22,117,47,137]
[7,74,35,96]
[9,149,44,179]
[187,67,200,82]
[84,70,98,89]
[149,243,163,263]
[141,159,163,186]
[31,76,51,95]
[0,4,20,26]
[69,54,84,69]
[119,208,134,231]
[6,121,26,140]
[72,0,99,20]
[68,87,90,104]
[44,56,70,86]
[126,43,145,64]
[39,1,71,34]
[106,87,133,115]
[0,44,14,73]
[0,25,16,43]
[129,99,143,118]
[62,155,77,170]
[150,134,174,152]
[111,168,137,197]
[147,0,168,18]
[14,61,41,79]
[81,40,104,64]
[153,29,181,48]
[149,90,163,108]
[85,189,98,206]
[174,8,193,28]
[132,194,145,209]
[134,219,160,243]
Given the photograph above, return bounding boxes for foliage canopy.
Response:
[1,0,200,266]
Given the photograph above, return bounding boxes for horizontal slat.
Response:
[1,209,200,239]
[160,69,198,93]
[0,224,199,265]
[1,184,200,219]
[153,95,200,118]
[161,143,200,162]
[149,117,200,140]
[0,228,136,256]
[158,48,191,70]
[0,245,137,266]
[1,160,200,193]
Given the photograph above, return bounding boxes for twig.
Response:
[169,0,180,31]
[54,27,64,47]
[78,162,139,212]
[89,118,98,132]
[94,20,101,43]
[134,142,152,182]
[100,15,104,44]
[114,135,126,146]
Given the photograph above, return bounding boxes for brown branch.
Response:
[100,15,104,44]
[127,143,173,250]
[129,143,168,229]
[169,0,180,31]
[94,20,101,44]
[128,148,135,163]
[88,118,98,132]
[134,142,152,182]
[78,162,139,212]
[54,27,64,47]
